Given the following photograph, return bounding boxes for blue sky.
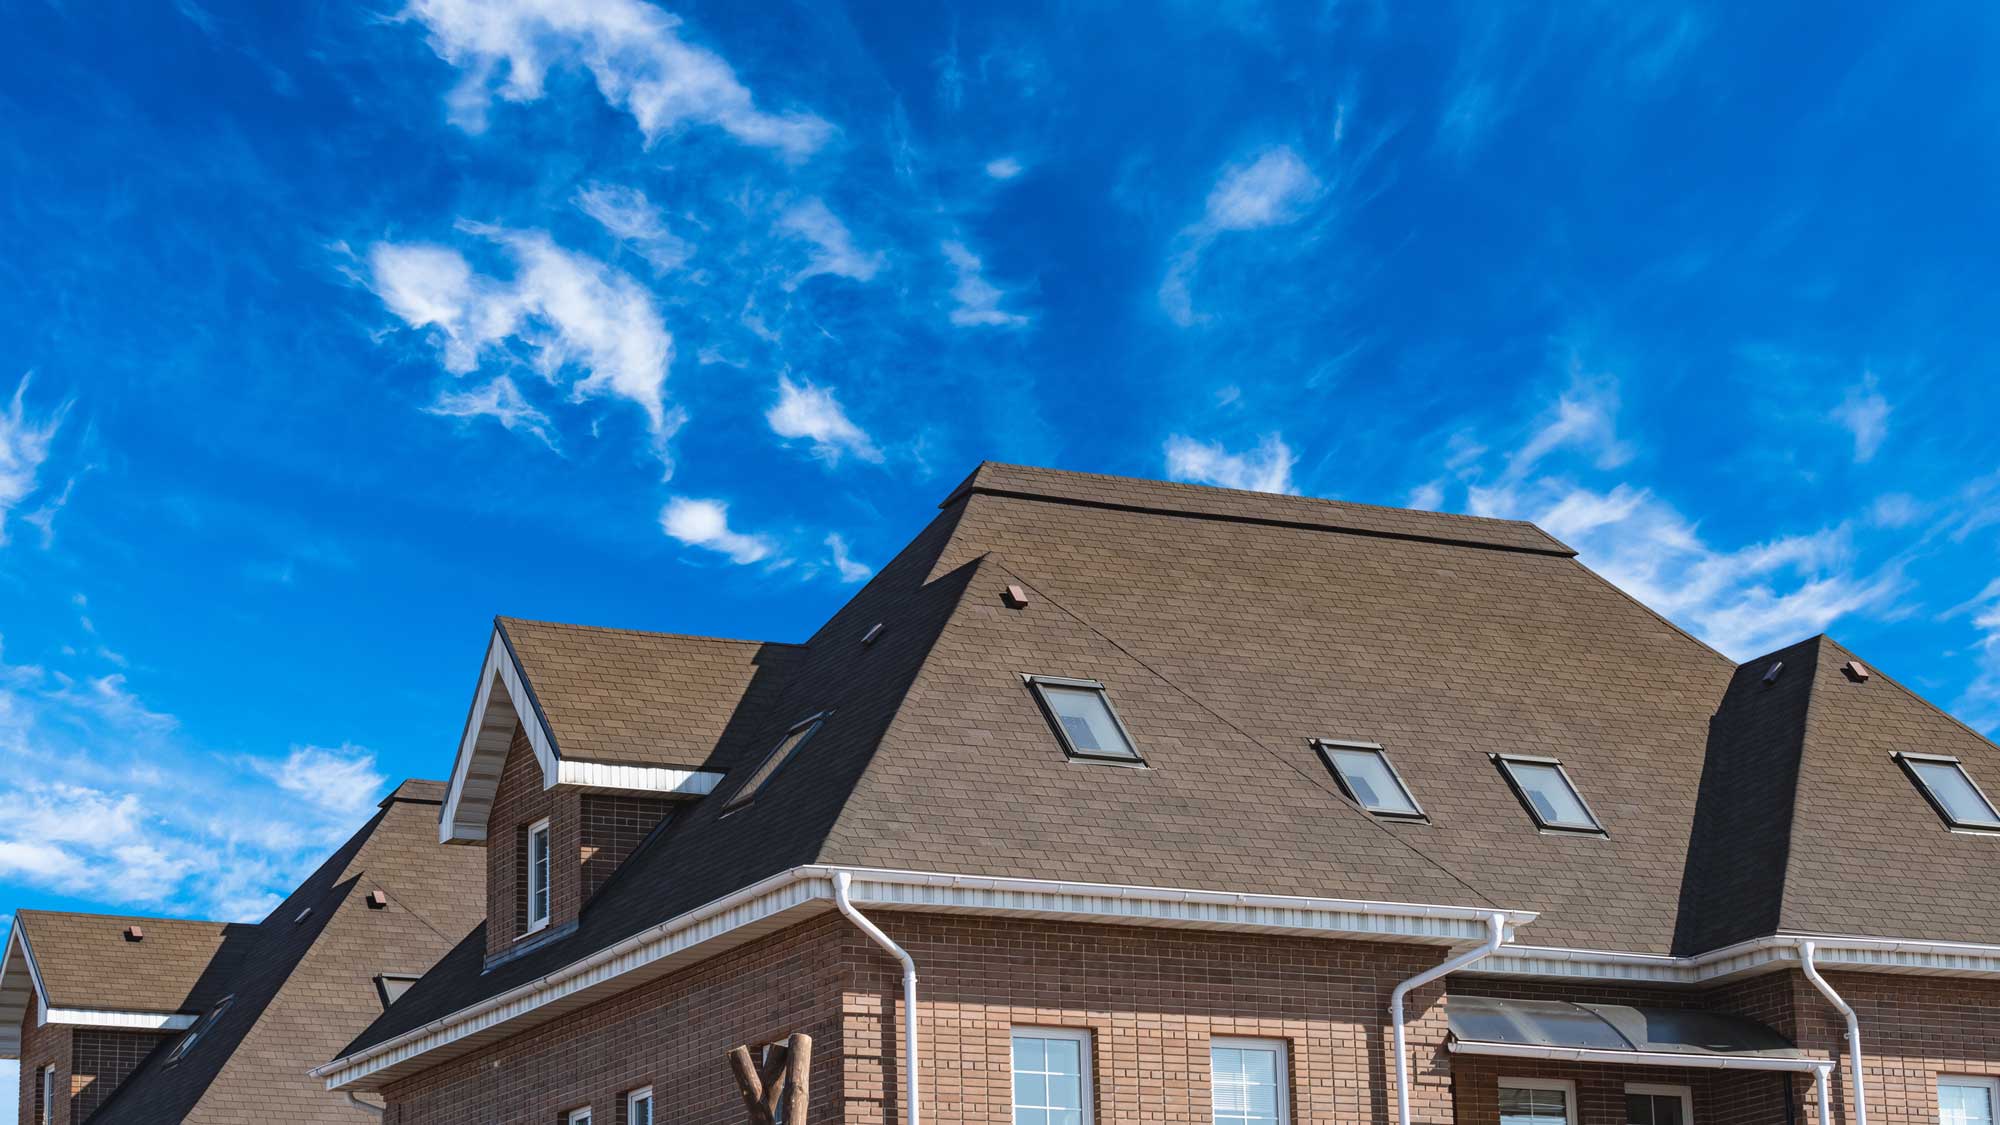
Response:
[2,0,1999,1095]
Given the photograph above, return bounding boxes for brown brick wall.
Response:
[18,991,74,1125]
[386,913,851,1125]
[580,795,671,903]
[1789,970,2000,1125]
[485,725,583,959]
[69,1028,167,1121]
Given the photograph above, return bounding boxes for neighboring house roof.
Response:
[11,781,484,1123]
[335,462,2000,1075]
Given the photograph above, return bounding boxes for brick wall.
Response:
[69,1028,167,1121]
[17,992,74,1125]
[579,795,671,902]
[386,913,851,1125]
[839,913,1448,1125]
[1787,970,2000,1125]
[485,725,582,959]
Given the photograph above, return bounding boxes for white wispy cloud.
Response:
[0,374,70,547]
[824,532,872,583]
[574,182,693,273]
[251,744,387,817]
[1163,433,1297,494]
[766,376,882,464]
[940,240,1029,328]
[985,155,1024,180]
[366,225,682,472]
[1950,579,2000,733]
[1457,374,1905,658]
[1406,479,1446,511]
[1160,146,1321,325]
[1869,492,1923,528]
[1831,372,1890,463]
[659,497,775,564]
[776,198,884,288]
[402,0,832,159]
[425,375,559,450]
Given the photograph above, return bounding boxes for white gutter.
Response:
[1800,940,1867,1125]
[345,1092,385,1118]
[835,871,920,1125]
[1481,931,2000,984]
[1448,1042,1834,1125]
[1391,912,1508,1125]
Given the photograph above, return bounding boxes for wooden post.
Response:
[784,1033,813,1125]
[728,1035,811,1125]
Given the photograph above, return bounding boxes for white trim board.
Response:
[438,627,724,844]
[1476,933,2000,984]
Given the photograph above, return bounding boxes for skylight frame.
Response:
[165,994,234,1066]
[1491,754,1606,835]
[1894,752,2000,833]
[1312,739,1428,821]
[723,712,830,812]
[1023,674,1146,766]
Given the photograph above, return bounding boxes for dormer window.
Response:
[1896,753,2000,831]
[1025,676,1142,763]
[1493,755,1603,834]
[1314,740,1424,819]
[525,818,551,933]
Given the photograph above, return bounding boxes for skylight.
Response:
[1493,755,1603,833]
[1025,675,1142,763]
[1895,753,2000,831]
[1314,740,1424,819]
[166,995,233,1065]
[724,714,826,811]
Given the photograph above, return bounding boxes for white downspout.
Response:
[1799,941,1866,1125]
[1814,1064,1834,1125]
[835,871,920,1125]
[1391,912,1509,1125]
[345,1091,385,1118]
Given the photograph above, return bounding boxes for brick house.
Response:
[4,780,483,1122]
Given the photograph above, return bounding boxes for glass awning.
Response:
[1448,994,1806,1062]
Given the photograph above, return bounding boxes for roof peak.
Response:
[941,461,1575,556]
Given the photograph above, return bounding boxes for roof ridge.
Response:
[941,462,1576,556]
[14,907,230,927]
[495,615,800,648]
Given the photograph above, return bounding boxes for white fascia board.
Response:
[1448,1039,1827,1073]
[43,1008,199,1031]
[1477,932,2000,984]
[0,928,42,1058]
[552,759,724,796]
[440,629,558,844]
[315,866,1539,1091]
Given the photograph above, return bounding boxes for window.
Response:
[374,973,421,1010]
[1025,676,1141,763]
[1011,1027,1092,1125]
[1897,754,2000,831]
[1942,1077,2000,1125]
[1500,1077,1576,1125]
[626,1087,654,1125]
[725,715,827,811]
[38,1064,54,1124]
[1493,755,1603,833]
[567,1108,594,1125]
[1626,1082,1692,1125]
[525,817,552,932]
[1211,1038,1289,1125]
[1314,741,1424,819]
[166,995,233,1064]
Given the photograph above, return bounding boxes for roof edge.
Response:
[1479,930,2000,985]
[316,865,1537,1090]
[941,463,1577,557]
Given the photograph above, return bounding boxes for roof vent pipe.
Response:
[835,871,919,1125]
[1763,662,1785,685]
[1391,912,1508,1125]
[1798,940,1866,1125]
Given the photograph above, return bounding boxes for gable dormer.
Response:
[440,618,797,960]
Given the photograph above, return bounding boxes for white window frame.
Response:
[1626,1081,1694,1125]
[1010,1025,1095,1125]
[40,1063,55,1124]
[566,1107,594,1125]
[524,816,552,934]
[1500,1076,1578,1125]
[1939,1075,2000,1125]
[1209,1035,1291,1125]
[626,1085,655,1125]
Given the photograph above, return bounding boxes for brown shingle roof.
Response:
[14,912,240,1015]
[498,617,803,769]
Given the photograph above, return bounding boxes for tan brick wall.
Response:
[68,1028,167,1121]
[386,913,852,1125]
[1789,970,2000,1125]
[18,991,74,1125]
[485,725,583,959]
